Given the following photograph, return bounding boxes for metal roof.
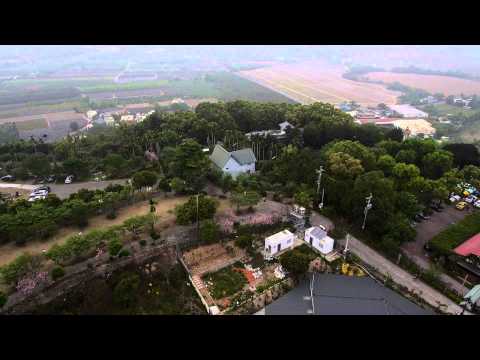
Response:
[263,273,433,315]
[465,285,480,304]
[209,144,231,169]
[454,233,480,257]
[231,148,256,165]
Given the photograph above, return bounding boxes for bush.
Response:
[150,231,160,240]
[174,195,218,225]
[113,273,140,308]
[118,249,130,258]
[51,266,65,281]
[108,238,123,257]
[199,220,220,244]
[235,234,253,249]
[0,253,40,285]
[202,266,247,299]
[139,239,147,247]
[0,291,7,308]
[280,250,311,279]
[106,211,117,220]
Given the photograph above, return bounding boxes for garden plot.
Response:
[216,199,289,233]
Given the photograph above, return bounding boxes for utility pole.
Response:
[343,234,350,261]
[316,166,325,195]
[318,188,325,209]
[362,193,373,231]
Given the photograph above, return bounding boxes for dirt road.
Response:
[338,235,468,315]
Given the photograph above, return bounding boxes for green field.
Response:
[0,99,90,119]
[77,80,169,93]
[420,103,478,117]
[14,118,48,131]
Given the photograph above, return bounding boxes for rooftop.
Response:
[262,273,433,315]
[454,233,480,257]
[265,229,294,243]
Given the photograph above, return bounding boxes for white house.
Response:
[210,144,256,178]
[278,121,294,132]
[264,229,295,259]
[104,115,115,127]
[304,226,334,255]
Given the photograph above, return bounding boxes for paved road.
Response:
[338,234,468,315]
[50,179,128,199]
[0,179,128,199]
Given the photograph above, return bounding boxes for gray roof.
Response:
[210,144,231,169]
[264,273,433,315]
[310,227,327,239]
[231,148,256,165]
[210,144,256,169]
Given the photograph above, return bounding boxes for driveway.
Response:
[338,235,468,315]
[402,205,471,296]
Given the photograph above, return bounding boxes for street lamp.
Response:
[362,193,373,231]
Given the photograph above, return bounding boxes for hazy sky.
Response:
[1,45,480,75]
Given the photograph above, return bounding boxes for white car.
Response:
[474,200,480,209]
[449,195,461,203]
[65,175,74,184]
[28,195,46,202]
[465,195,478,204]
[30,190,48,197]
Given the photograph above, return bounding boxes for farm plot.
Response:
[87,89,166,101]
[238,61,401,106]
[365,72,480,96]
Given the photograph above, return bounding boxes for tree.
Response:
[385,127,404,142]
[392,163,421,189]
[62,158,89,179]
[443,143,480,168]
[395,149,416,164]
[235,234,253,249]
[69,121,79,132]
[22,153,51,178]
[132,170,157,190]
[108,237,123,257]
[168,139,210,193]
[327,152,364,180]
[422,150,453,180]
[103,154,129,178]
[376,155,396,176]
[280,251,310,279]
[294,190,313,209]
[230,190,261,213]
[199,220,220,244]
[175,195,218,225]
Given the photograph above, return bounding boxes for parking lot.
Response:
[403,205,472,259]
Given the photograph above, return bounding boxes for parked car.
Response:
[46,175,56,183]
[449,194,461,203]
[456,201,468,210]
[414,214,423,222]
[34,185,51,192]
[465,195,478,204]
[417,213,430,220]
[65,175,74,184]
[28,195,46,202]
[474,200,480,209]
[1,175,16,182]
[30,190,48,197]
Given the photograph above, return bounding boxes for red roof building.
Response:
[454,233,480,257]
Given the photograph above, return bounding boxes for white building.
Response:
[388,104,428,118]
[278,121,294,132]
[209,144,256,178]
[264,229,295,259]
[104,115,115,127]
[86,110,98,120]
[304,226,334,255]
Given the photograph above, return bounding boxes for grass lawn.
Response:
[202,264,247,299]
[78,80,169,93]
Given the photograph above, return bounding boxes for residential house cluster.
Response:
[92,105,155,128]
[245,121,294,140]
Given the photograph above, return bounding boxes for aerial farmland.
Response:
[238,61,401,106]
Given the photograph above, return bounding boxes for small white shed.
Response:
[304,226,334,255]
[264,229,295,258]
